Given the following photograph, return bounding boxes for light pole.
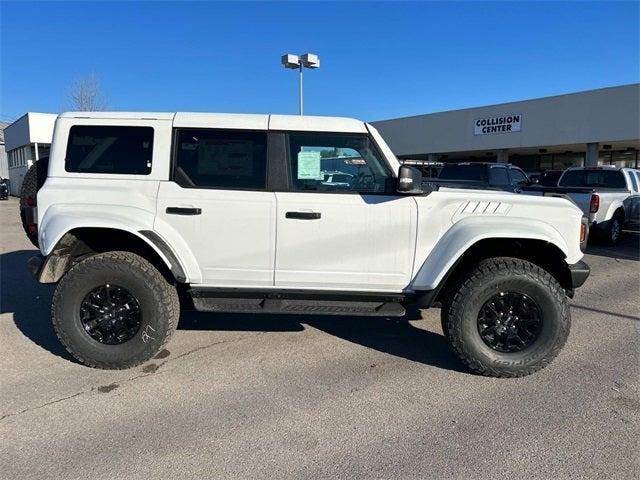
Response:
[281,53,320,115]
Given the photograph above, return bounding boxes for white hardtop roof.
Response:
[60,112,176,120]
[59,112,368,133]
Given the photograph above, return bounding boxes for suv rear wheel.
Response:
[52,251,179,369]
[442,257,570,378]
[19,157,49,247]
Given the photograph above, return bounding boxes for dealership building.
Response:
[372,83,639,172]
[3,112,57,195]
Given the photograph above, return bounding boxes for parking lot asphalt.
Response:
[0,196,638,480]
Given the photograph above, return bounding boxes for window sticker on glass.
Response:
[197,140,254,177]
[297,151,323,180]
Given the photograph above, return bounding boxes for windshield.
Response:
[438,164,488,182]
[559,169,626,188]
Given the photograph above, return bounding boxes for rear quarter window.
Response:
[65,125,154,175]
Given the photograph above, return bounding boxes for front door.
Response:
[274,132,417,292]
[155,128,276,287]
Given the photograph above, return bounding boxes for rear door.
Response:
[626,170,640,225]
[155,124,276,286]
[273,131,417,292]
[488,165,512,191]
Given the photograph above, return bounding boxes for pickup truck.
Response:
[424,162,533,193]
[556,166,640,244]
[424,163,595,220]
[27,112,590,377]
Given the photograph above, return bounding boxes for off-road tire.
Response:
[19,157,49,247]
[441,257,570,378]
[52,251,180,369]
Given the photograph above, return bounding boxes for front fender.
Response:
[410,216,571,291]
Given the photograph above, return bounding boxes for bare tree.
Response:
[67,74,108,111]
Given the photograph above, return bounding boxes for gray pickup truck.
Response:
[556,166,640,244]
[424,162,535,193]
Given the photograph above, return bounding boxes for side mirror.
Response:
[397,165,424,194]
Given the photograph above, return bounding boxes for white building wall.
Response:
[4,112,57,195]
[0,144,7,179]
[372,84,640,156]
[7,146,32,195]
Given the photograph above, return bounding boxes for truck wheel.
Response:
[442,257,570,378]
[603,214,623,245]
[19,157,49,248]
[52,251,180,369]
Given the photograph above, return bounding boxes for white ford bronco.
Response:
[28,112,590,377]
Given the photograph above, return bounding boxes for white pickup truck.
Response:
[27,112,590,377]
[555,166,640,244]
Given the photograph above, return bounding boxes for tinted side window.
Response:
[287,133,392,193]
[489,166,510,186]
[509,168,529,185]
[174,129,267,189]
[65,126,153,174]
[628,171,639,192]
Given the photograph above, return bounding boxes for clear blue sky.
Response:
[1,1,638,122]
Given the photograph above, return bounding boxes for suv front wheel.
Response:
[442,257,570,378]
[52,251,179,369]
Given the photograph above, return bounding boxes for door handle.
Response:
[285,211,321,220]
[166,207,202,215]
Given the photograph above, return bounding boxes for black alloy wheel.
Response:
[80,284,142,345]
[477,291,543,353]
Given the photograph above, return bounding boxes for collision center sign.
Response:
[474,114,522,135]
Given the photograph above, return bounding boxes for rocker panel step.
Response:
[191,296,406,317]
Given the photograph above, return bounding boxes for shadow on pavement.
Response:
[585,231,640,261]
[1,249,467,374]
[0,249,75,362]
[571,304,640,322]
[179,308,467,374]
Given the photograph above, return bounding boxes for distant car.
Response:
[0,178,8,200]
[321,171,354,187]
[401,160,444,178]
[537,170,564,187]
[426,162,536,193]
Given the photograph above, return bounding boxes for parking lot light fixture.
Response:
[281,52,320,115]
